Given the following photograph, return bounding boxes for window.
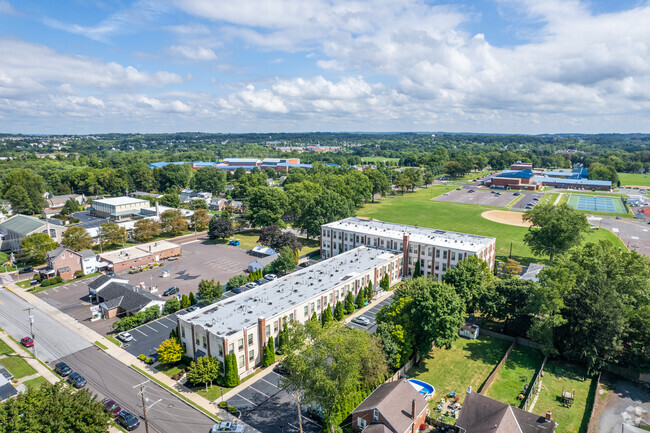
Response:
[373,409,379,420]
[428,247,433,256]
[451,252,456,261]
[344,233,348,241]
[435,263,440,271]
[328,294,332,304]
[202,336,207,348]
[181,327,185,338]
[265,324,270,336]
[274,321,278,332]
[248,334,253,346]
[228,343,234,353]
[238,339,244,351]
[249,349,254,361]
[443,250,448,260]
[311,302,315,313]
[195,335,200,346]
[357,418,367,429]
[218,344,223,357]
[317,299,321,310]
[289,313,294,321]
[442,263,447,271]
[238,355,244,367]
[356,235,360,243]
[380,239,384,246]
[304,306,309,316]
[436,249,440,258]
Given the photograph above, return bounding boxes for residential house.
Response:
[45,194,84,210]
[91,278,164,319]
[456,391,556,433]
[0,368,17,402]
[210,198,229,211]
[351,380,428,433]
[0,214,66,252]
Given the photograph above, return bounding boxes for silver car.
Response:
[352,316,371,326]
[118,332,133,342]
[210,421,245,433]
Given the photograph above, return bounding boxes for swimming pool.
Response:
[408,379,435,400]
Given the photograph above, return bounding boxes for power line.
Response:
[133,380,161,433]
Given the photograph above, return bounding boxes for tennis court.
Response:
[568,194,627,213]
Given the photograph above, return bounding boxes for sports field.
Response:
[567,194,627,214]
[357,187,626,264]
[619,172,650,187]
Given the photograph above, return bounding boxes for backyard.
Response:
[408,335,512,405]
[221,229,320,256]
[484,344,544,408]
[357,187,625,264]
[0,355,37,379]
[532,360,596,433]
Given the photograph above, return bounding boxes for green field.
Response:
[220,229,320,256]
[533,360,595,433]
[619,173,650,187]
[538,193,560,206]
[0,356,37,379]
[485,345,544,408]
[452,170,493,183]
[23,376,50,390]
[357,187,625,264]
[408,335,512,405]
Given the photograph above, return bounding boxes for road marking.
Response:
[233,393,256,406]
[53,288,59,292]
[613,228,619,233]
[303,417,322,427]
[260,377,277,388]
[180,240,201,245]
[163,317,177,325]
[249,386,270,398]
[631,236,639,240]
[287,423,298,431]
[134,329,148,337]
[144,324,158,332]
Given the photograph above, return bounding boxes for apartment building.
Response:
[320,218,496,279]
[177,246,402,378]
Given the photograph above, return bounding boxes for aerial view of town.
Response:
[1,1,649,433]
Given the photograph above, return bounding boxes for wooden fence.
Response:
[522,355,548,412]
[386,355,419,383]
[480,340,517,395]
[479,328,542,350]
[586,372,602,433]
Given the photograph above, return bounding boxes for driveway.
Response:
[597,375,650,433]
[346,294,393,333]
[123,313,180,360]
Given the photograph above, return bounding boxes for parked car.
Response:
[29,279,39,286]
[54,362,72,377]
[117,411,140,431]
[18,266,33,274]
[525,206,532,209]
[513,192,520,195]
[20,337,34,348]
[102,398,122,417]
[264,274,277,281]
[255,279,267,286]
[273,364,292,376]
[187,305,199,312]
[231,287,243,294]
[67,372,87,389]
[117,332,133,342]
[210,421,245,433]
[228,240,241,246]
[533,197,540,201]
[245,282,258,289]
[352,316,371,326]
[163,286,179,296]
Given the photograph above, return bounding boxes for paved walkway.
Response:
[0,330,60,385]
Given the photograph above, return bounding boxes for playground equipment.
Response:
[561,388,575,408]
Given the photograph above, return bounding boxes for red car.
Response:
[102,399,122,417]
[20,337,34,348]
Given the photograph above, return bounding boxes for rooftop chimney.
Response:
[411,399,416,420]
[545,411,552,422]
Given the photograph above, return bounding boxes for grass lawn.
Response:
[538,193,560,206]
[408,335,512,405]
[94,341,108,350]
[0,251,12,272]
[106,335,122,347]
[220,229,321,256]
[451,170,493,183]
[619,173,650,187]
[23,376,50,390]
[189,368,265,402]
[484,345,544,408]
[532,360,595,433]
[0,356,37,379]
[154,362,188,378]
[0,338,14,356]
[357,187,625,265]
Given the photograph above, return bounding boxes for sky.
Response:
[1,0,650,134]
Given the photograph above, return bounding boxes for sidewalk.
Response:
[0,329,60,385]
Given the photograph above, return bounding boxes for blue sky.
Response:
[1,0,650,134]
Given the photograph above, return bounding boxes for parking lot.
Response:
[346,294,393,333]
[433,188,515,207]
[510,191,544,210]
[122,313,181,359]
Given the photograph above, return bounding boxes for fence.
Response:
[586,372,602,433]
[386,355,419,383]
[522,355,548,411]
[480,340,516,395]
[604,364,650,384]
[479,328,542,350]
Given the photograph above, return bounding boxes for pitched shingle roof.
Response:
[46,246,68,261]
[98,282,162,314]
[77,249,97,259]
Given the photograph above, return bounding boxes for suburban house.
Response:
[209,199,244,213]
[43,247,104,279]
[44,193,85,210]
[321,218,496,279]
[351,380,428,433]
[210,198,229,211]
[0,214,66,252]
[180,189,212,204]
[89,197,150,220]
[89,277,164,319]
[98,240,181,272]
[456,392,556,433]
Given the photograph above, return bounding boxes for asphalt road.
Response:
[590,216,650,257]
[0,287,92,362]
[58,347,216,433]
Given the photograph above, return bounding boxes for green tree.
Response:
[365,282,373,301]
[263,337,276,367]
[191,208,210,231]
[245,187,288,227]
[0,382,111,433]
[322,304,333,326]
[364,169,390,202]
[443,255,493,313]
[522,203,589,263]
[223,353,240,387]
[60,198,82,215]
[99,221,126,248]
[187,356,222,390]
[355,290,366,309]
[413,260,421,277]
[161,193,181,208]
[344,292,355,314]
[160,209,187,235]
[208,215,234,240]
[197,278,222,304]
[270,246,298,275]
[188,291,196,305]
[295,189,354,238]
[157,337,184,365]
[191,166,227,195]
[480,277,537,333]
[181,294,190,309]
[1,168,46,214]
[278,327,290,355]
[334,301,344,321]
[163,297,181,315]
[311,311,318,322]
[20,232,58,265]
[380,274,390,291]
[132,218,160,242]
[61,226,93,251]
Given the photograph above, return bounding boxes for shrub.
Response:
[74,270,84,278]
[218,401,228,409]
[137,354,146,361]
[145,357,153,364]
[33,274,42,282]
[227,406,238,414]
[40,279,51,287]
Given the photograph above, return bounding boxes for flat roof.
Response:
[322,217,494,252]
[92,197,149,206]
[99,240,180,263]
[536,176,612,186]
[182,246,400,336]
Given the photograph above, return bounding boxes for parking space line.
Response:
[134,329,148,337]
[233,393,256,406]
[249,385,270,398]
[260,377,277,388]
[144,324,158,332]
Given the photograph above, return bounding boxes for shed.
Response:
[248,260,264,273]
[459,322,479,339]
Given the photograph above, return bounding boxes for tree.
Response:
[187,356,222,390]
[132,218,160,242]
[197,278,222,304]
[355,290,366,309]
[364,170,390,202]
[160,209,187,235]
[99,221,126,248]
[191,166,227,195]
[0,382,111,433]
[61,226,93,251]
[188,291,196,305]
[60,198,82,215]
[258,225,302,250]
[157,337,184,365]
[1,168,45,214]
[503,258,522,276]
[423,170,435,187]
[280,322,388,432]
[223,353,240,387]
[20,233,58,265]
[413,260,421,277]
[208,215,233,240]
[181,294,190,309]
[480,277,536,333]
[295,189,354,238]
[310,311,318,322]
[523,204,589,263]
[365,282,373,301]
[191,208,210,231]
[443,255,493,313]
[443,160,467,178]
[334,301,344,321]
[245,187,288,227]
[160,192,181,208]
[344,291,355,314]
[380,274,390,291]
[163,297,181,315]
[263,336,276,367]
[258,224,282,246]
[322,305,333,326]
[269,246,298,275]
[158,163,192,191]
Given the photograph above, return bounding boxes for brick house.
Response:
[98,240,181,273]
[351,380,428,433]
[45,247,83,280]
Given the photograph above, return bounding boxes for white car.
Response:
[352,316,371,326]
[117,332,133,342]
[210,421,244,433]
[264,274,277,281]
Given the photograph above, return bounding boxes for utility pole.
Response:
[295,391,303,433]
[23,307,36,359]
[134,380,161,433]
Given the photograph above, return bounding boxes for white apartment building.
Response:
[321,218,496,280]
[177,246,402,378]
